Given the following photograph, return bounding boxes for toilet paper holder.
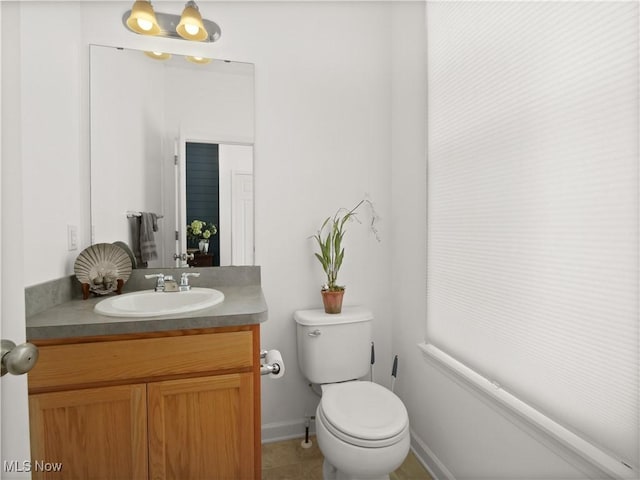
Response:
[260,349,283,376]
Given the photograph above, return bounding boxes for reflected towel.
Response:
[128,216,144,267]
[140,212,158,263]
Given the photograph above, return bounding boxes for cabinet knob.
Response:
[1,339,39,376]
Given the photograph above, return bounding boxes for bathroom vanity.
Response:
[25,267,267,480]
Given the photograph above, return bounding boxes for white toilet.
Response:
[295,306,410,480]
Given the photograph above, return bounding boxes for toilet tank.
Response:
[294,306,373,384]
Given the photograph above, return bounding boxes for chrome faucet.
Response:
[145,273,175,292]
[180,272,200,291]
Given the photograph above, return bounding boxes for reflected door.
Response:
[232,172,254,265]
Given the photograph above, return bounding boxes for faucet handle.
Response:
[180,272,200,288]
[145,273,166,291]
[145,273,164,280]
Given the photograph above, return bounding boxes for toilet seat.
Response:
[318,381,409,448]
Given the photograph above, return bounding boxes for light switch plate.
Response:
[67,225,78,251]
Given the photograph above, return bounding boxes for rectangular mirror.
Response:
[90,44,255,268]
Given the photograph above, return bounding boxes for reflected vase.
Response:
[198,239,209,254]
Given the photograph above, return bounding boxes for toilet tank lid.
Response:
[294,306,373,326]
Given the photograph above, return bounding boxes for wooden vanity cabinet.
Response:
[28,325,261,480]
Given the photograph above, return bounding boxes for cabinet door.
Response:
[29,384,148,480]
[148,373,254,480]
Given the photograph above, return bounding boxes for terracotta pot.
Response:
[321,289,345,314]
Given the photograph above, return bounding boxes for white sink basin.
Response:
[94,288,224,318]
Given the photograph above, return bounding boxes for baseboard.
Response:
[410,429,456,480]
[261,419,317,444]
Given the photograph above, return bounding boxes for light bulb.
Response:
[186,55,211,65]
[185,23,199,36]
[144,51,171,60]
[125,0,160,36]
[177,1,208,41]
[137,18,153,31]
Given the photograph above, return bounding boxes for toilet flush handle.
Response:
[308,329,322,337]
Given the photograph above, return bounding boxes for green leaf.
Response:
[314,253,328,270]
[323,232,331,257]
[335,248,344,272]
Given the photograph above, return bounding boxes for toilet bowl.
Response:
[294,307,410,480]
[315,381,410,480]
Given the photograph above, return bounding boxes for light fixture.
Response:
[144,51,172,61]
[125,0,160,35]
[122,1,221,43]
[186,55,211,65]
[177,1,208,42]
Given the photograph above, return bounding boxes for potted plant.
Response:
[313,198,379,314]
[187,219,217,253]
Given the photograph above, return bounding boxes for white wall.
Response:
[20,2,87,284]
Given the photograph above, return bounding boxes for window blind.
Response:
[426,1,639,473]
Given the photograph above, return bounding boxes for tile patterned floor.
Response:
[262,436,432,480]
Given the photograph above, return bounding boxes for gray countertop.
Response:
[26,284,268,341]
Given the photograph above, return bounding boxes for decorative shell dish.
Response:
[74,243,132,295]
[112,240,137,269]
